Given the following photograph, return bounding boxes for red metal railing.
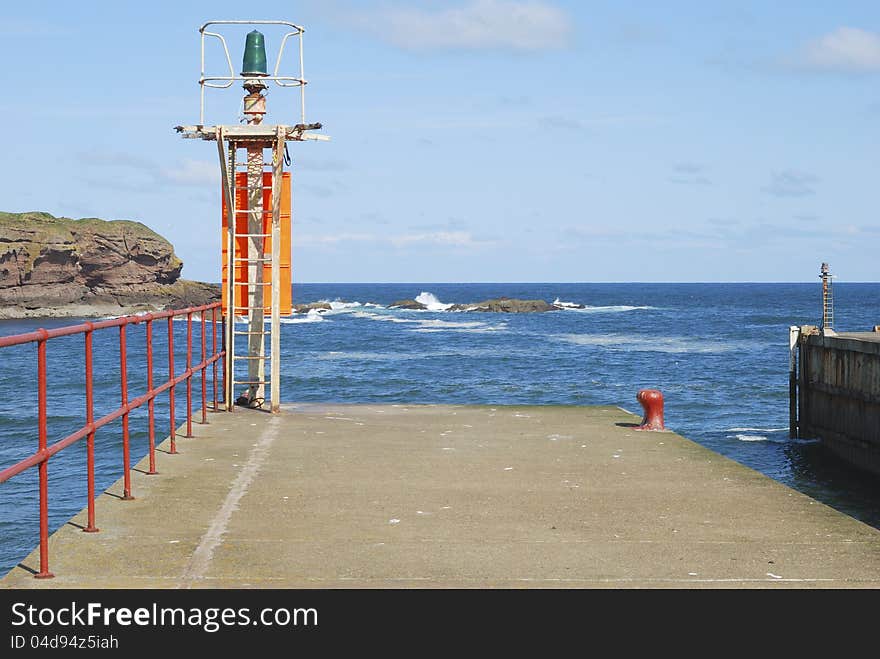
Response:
[0,302,225,578]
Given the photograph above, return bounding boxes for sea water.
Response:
[1,282,879,574]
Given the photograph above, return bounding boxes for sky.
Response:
[1,1,878,283]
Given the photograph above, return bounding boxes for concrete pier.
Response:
[3,404,880,589]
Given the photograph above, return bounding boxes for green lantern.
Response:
[241,30,268,76]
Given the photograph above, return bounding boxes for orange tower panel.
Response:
[221,172,292,316]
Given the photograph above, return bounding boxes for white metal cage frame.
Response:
[198,20,307,126]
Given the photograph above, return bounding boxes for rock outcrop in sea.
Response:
[0,211,220,319]
[293,301,332,313]
[449,298,560,313]
[385,297,562,313]
[389,299,430,310]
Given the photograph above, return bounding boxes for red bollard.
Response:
[635,389,665,431]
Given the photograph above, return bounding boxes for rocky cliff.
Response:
[0,211,220,319]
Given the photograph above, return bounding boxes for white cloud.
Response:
[762,170,820,198]
[77,150,155,171]
[673,162,706,175]
[357,0,572,51]
[77,151,218,189]
[800,27,880,72]
[390,231,491,247]
[670,162,711,185]
[159,159,219,186]
[296,233,378,245]
[296,230,493,248]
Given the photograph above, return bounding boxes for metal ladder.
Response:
[231,158,271,408]
[218,126,286,412]
[820,262,834,332]
[822,277,834,331]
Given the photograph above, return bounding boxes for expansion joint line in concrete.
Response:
[178,415,281,586]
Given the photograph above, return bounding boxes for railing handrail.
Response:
[0,303,220,348]
[0,301,226,579]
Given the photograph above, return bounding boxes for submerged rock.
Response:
[0,211,219,318]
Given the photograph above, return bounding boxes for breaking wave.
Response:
[415,291,453,311]
[281,309,326,324]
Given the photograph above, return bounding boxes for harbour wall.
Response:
[796,331,880,476]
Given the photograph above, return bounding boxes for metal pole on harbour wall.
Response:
[789,326,799,439]
[270,127,284,413]
[217,130,236,412]
[820,262,834,335]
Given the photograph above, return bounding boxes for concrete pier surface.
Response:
[3,403,880,589]
[835,332,880,343]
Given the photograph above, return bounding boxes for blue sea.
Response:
[1,282,879,575]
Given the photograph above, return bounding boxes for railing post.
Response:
[120,325,134,500]
[212,307,219,411]
[201,311,208,424]
[222,316,228,409]
[146,316,158,475]
[186,311,193,438]
[83,324,99,532]
[34,330,53,579]
[168,316,177,454]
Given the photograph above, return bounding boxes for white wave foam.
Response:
[327,299,363,311]
[315,345,533,361]
[552,297,655,312]
[552,297,582,309]
[732,434,768,442]
[352,315,508,334]
[415,291,453,311]
[410,319,487,329]
[350,312,501,332]
[566,304,655,313]
[235,315,269,325]
[280,309,325,324]
[555,333,746,354]
[411,326,507,334]
[298,299,365,315]
[726,427,787,433]
[724,431,820,445]
[318,351,413,361]
[235,309,327,325]
[351,311,421,324]
[168,314,212,322]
